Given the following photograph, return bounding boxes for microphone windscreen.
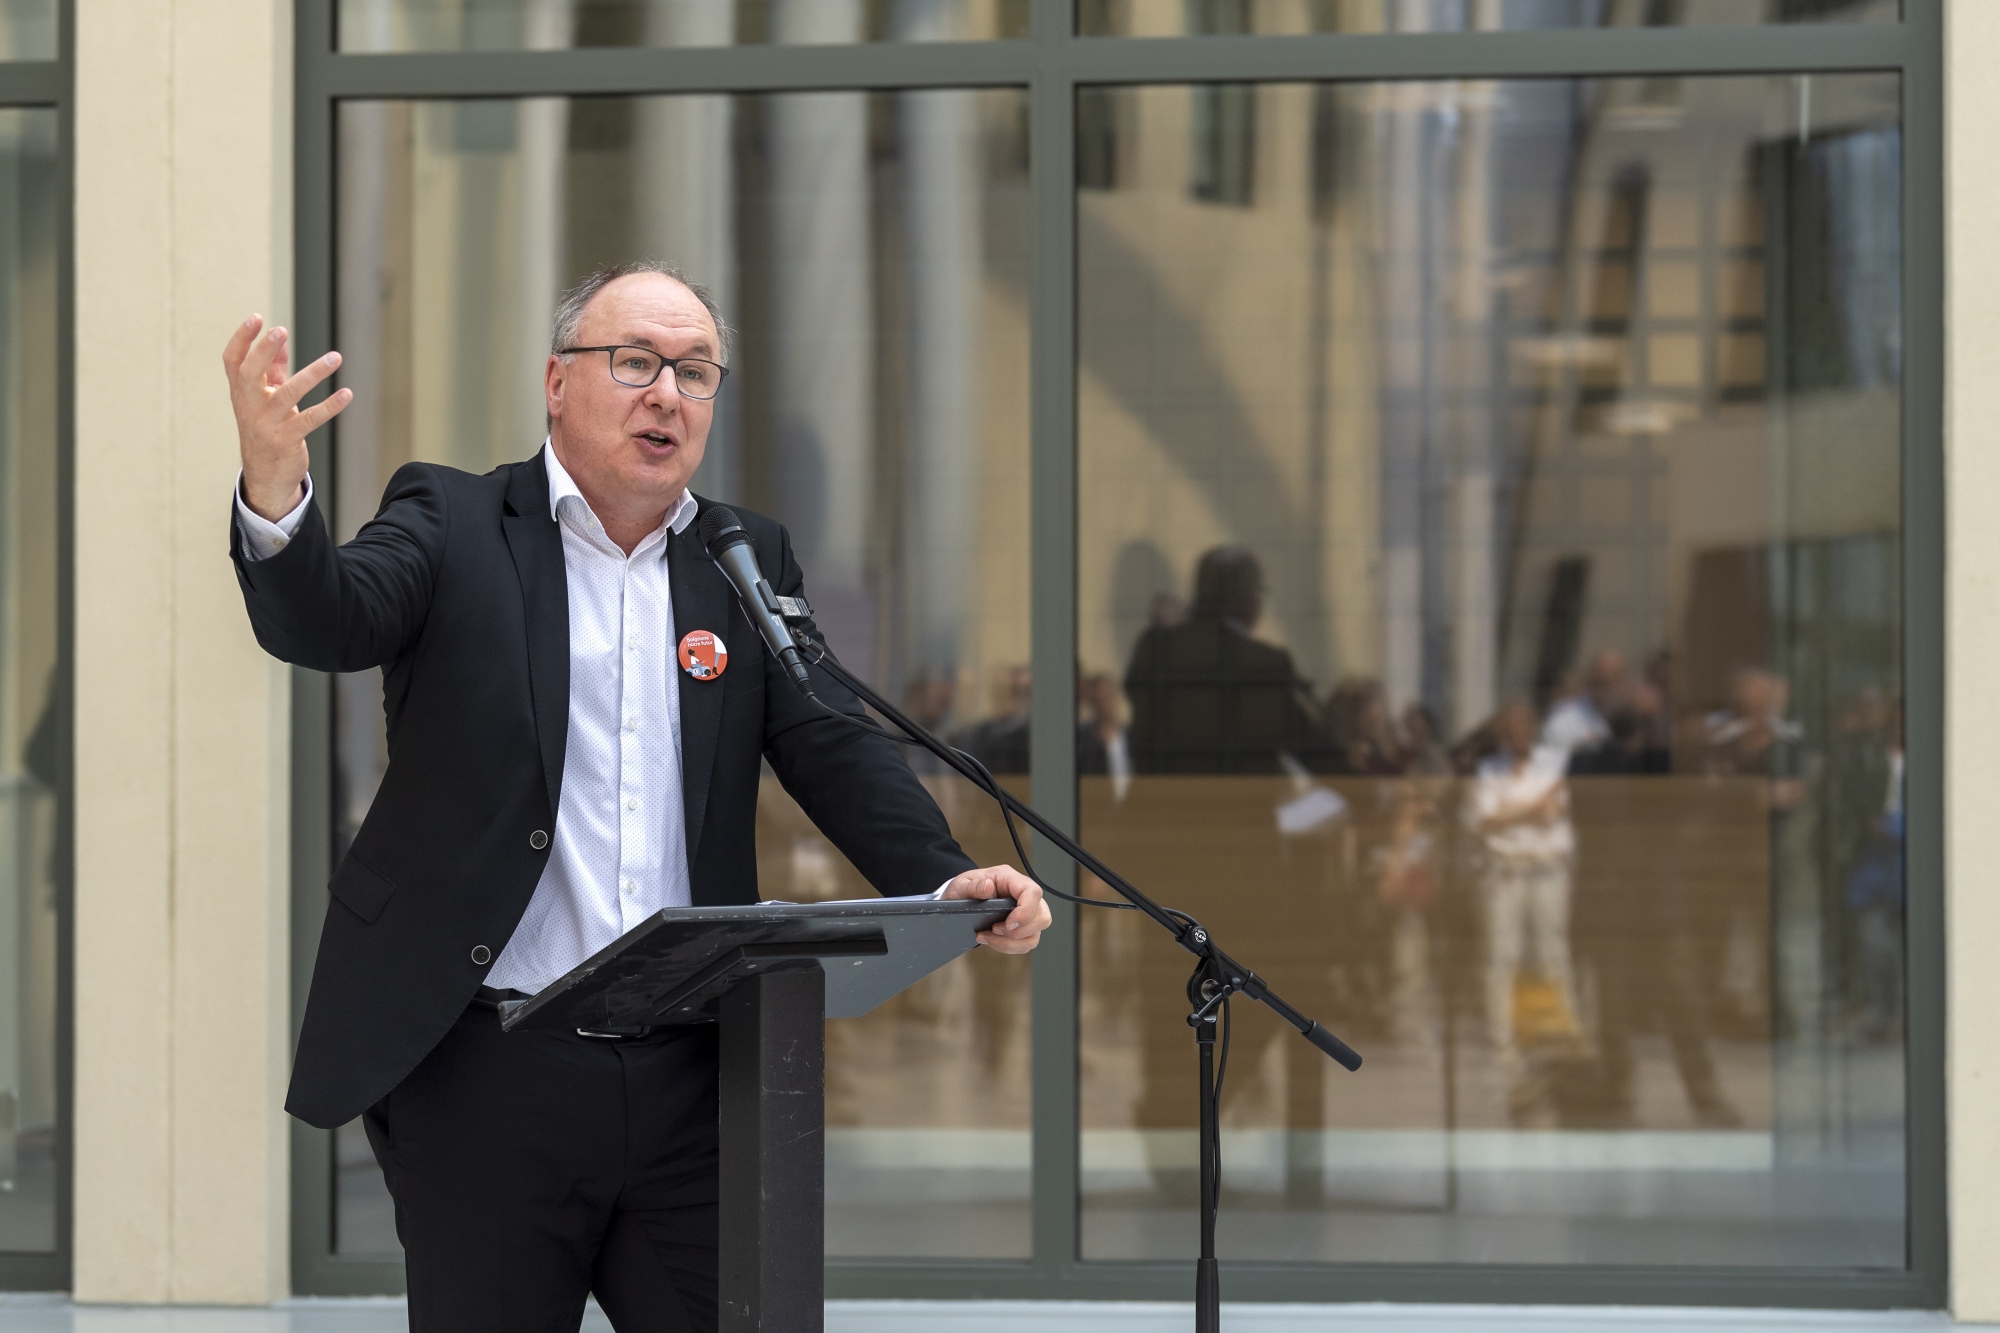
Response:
[697,504,746,554]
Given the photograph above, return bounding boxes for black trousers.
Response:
[364,1001,721,1333]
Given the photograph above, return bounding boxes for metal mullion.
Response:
[1063,24,1906,85]
[0,61,61,103]
[1898,0,1947,1305]
[43,0,74,1293]
[312,41,1036,101]
[1025,0,1081,1286]
[289,0,362,1298]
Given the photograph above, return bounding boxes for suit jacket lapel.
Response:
[671,516,731,875]
[501,453,570,820]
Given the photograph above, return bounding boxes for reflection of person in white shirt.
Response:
[1469,700,1580,1069]
[1540,649,1629,759]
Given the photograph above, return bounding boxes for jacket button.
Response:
[529,829,549,850]
[470,945,491,965]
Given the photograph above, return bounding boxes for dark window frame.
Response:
[288,0,1944,1308]
[0,0,74,1295]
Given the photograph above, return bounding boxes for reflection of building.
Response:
[1075,77,1902,745]
[15,0,2000,1324]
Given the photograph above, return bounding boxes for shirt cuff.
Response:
[931,878,955,899]
[234,472,314,562]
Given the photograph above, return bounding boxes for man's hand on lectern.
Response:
[224,315,354,522]
[941,866,1051,956]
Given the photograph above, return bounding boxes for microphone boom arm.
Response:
[793,628,1362,1074]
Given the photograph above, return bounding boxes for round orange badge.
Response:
[678,630,728,680]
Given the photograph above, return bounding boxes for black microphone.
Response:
[697,505,815,698]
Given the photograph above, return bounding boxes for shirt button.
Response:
[623,879,637,895]
[470,945,491,965]
[529,829,549,850]
[625,796,640,811]
[624,718,638,732]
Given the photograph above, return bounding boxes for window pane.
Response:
[1077,74,1904,1268]
[339,0,1027,51]
[1079,0,1897,36]
[0,107,59,1255]
[0,1,54,60]
[331,88,1032,1260]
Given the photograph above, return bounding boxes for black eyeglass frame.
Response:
[558,344,731,399]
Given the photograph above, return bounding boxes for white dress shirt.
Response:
[484,448,699,990]
[234,449,957,994]
[237,449,697,992]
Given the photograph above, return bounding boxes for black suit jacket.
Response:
[232,450,975,1129]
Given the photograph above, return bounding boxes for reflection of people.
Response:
[1467,701,1580,1073]
[1833,690,1904,1040]
[1541,650,1623,757]
[1704,667,1808,806]
[1121,557,1331,1193]
[223,263,1049,1332]
[1560,649,1671,776]
[1325,678,1404,775]
[948,665,1128,784]
[1375,780,1446,1045]
[1078,672,1132,801]
[1123,547,1319,774]
[953,665,1032,774]
[1398,703,1451,777]
[1705,666,1812,1039]
[900,669,957,771]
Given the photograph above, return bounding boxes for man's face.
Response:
[545,273,720,513]
[1498,702,1538,757]
[1587,650,1628,702]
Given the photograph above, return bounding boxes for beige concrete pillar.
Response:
[72,0,294,1304]
[1948,0,2000,1320]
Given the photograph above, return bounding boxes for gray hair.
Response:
[550,260,733,365]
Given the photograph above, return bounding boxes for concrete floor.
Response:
[0,1298,1968,1332]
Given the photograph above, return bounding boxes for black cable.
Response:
[1210,995,1232,1209]
[1214,994,1232,1107]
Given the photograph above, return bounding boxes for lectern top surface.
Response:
[500,895,1015,1034]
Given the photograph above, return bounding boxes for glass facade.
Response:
[0,3,54,61]
[1077,0,1898,36]
[300,0,1937,1305]
[338,0,1028,51]
[1075,74,1903,1266]
[0,106,58,1257]
[329,88,1034,1259]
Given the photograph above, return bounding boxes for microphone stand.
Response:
[793,631,1361,1333]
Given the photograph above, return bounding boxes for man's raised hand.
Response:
[223,315,353,522]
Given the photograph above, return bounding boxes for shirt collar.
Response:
[542,438,699,538]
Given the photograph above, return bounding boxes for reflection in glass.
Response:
[1077,74,1904,1267]
[339,0,1027,52]
[0,1,54,60]
[330,88,1032,1259]
[0,108,58,1254]
[1079,0,1896,35]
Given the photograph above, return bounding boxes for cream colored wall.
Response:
[1948,0,2000,1320]
[72,0,294,1304]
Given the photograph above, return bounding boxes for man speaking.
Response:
[222,261,1049,1332]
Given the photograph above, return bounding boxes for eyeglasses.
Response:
[559,345,729,400]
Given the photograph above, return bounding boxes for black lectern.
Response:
[498,896,1014,1332]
